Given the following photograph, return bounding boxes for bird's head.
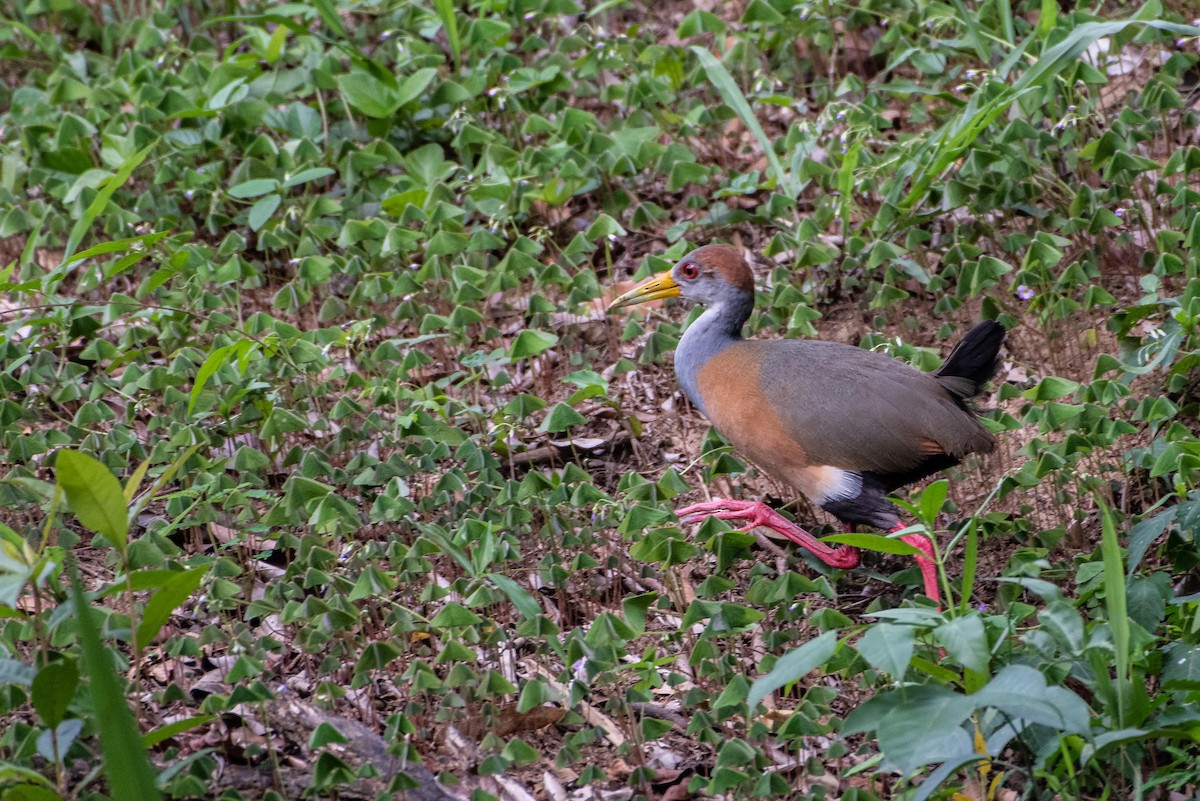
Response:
[608,244,754,311]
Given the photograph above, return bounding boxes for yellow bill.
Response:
[606,272,681,311]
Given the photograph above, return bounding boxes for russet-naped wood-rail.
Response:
[609,244,1006,604]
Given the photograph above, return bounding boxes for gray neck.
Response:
[675,294,752,415]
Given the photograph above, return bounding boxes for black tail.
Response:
[934,320,1005,401]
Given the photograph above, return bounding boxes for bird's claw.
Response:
[676,499,769,527]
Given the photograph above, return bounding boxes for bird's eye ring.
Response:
[680,262,699,280]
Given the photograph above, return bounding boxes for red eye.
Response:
[680,262,699,280]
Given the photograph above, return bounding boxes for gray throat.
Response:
[674,297,751,416]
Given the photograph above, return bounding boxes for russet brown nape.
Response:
[689,244,754,293]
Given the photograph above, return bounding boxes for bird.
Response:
[608,244,1006,605]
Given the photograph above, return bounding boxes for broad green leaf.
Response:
[971,665,1090,732]
[621,592,657,635]
[911,750,990,801]
[934,614,990,674]
[487,573,540,620]
[508,329,558,359]
[1162,642,1200,690]
[747,630,838,709]
[0,658,37,687]
[1039,600,1085,655]
[32,660,79,728]
[584,612,637,646]
[283,167,335,188]
[0,529,47,607]
[136,568,206,649]
[56,451,128,552]
[856,623,914,678]
[207,76,248,109]
[396,67,438,106]
[338,71,400,118]
[430,603,483,628]
[1126,507,1174,576]
[1023,375,1080,401]
[876,686,974,773]
[919,479,949,525]
[248,193,281,231]
[228,178,278,199]
[541,402,586,433]
[712,674,750,712]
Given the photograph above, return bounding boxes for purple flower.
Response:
[1016,285,1035,301]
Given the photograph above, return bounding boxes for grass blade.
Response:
[69,557,164,801]
[62,141,157,263]
[1097,496,1130,727]
[891,17,1199,220]
[959,519,979,612]
[433,0,461,70]
[690,46,797,198]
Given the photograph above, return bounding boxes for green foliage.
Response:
[1,0,1199,797]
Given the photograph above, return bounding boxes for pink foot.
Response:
[676,499,860,569]
[890,523,941,606]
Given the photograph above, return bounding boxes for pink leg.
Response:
[676,499,860,569]
[891,523,940,605]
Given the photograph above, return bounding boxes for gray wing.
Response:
[755,341,994,474]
